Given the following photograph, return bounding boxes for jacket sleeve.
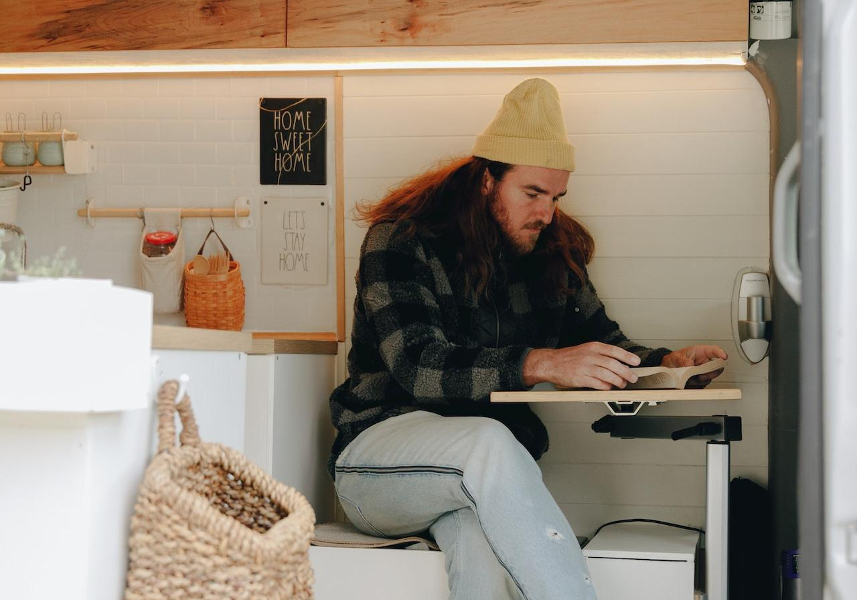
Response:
[359,224,530,404]
[559,270,672,367]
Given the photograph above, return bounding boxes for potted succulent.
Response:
[0,226,81,280]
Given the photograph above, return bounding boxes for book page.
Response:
[675,358,726,388]
[625,370,677,390]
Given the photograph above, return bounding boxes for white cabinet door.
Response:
[245,354,336,524]
[151,350,247,458]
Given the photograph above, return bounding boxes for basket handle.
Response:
[195,228,234,262]
[156,380,202,453]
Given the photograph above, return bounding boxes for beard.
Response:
[488,190,546,257]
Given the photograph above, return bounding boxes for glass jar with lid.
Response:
[142,231,177,257]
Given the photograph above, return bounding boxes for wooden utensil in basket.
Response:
[184,229,245,330]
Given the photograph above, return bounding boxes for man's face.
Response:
[485,165,570,255]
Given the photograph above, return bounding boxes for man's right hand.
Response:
[522,342,641,390]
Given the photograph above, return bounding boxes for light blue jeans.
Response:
[333,410,597,600]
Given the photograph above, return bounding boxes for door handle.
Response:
[772,141,802,304]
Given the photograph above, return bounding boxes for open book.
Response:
[625,358,726,390]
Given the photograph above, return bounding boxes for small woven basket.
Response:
[125,381,316,600]
[184,229,245,331]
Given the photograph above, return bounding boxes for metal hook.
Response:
[176,374,190,405]
[41,111,49,131]
[210,211,216,231]
[5,112,11,132]
[19,131,32,192]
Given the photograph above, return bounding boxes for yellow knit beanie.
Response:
[472,78,575,172]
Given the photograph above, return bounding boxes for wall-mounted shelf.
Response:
[0,131,79,142]
[0,130,95,175]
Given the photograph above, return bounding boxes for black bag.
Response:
[729,477,776,600]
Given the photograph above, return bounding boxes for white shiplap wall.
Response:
[342,70,770,539]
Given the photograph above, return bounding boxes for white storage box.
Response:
[583,523,700,600]
[309,546,448,600]
[0,278,154,600]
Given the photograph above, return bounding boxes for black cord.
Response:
[588,518,705,544]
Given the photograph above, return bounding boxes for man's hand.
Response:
[522,342,641,390]
[661,345,728,388]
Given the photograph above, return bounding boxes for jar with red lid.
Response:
[142,230,177,257]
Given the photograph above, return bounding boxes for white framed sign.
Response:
[261,197,328,285]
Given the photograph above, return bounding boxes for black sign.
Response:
[259,98,327,185]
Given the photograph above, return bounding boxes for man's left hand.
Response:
[661,345,728,389]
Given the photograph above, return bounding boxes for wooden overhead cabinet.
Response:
[2,0,286,51]
[287,0,748,47]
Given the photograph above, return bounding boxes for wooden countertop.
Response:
[152,326,338,355]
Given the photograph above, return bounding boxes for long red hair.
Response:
[355,156,595,298]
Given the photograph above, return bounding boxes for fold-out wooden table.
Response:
[491,387,743,600]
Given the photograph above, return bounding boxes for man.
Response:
[328,78,727,600]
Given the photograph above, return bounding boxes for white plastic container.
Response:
[0,278,154,600]
[583,523,701,600]
[749,1,792,40]
[0,179,19,224]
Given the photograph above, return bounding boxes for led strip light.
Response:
[0,43,748,76]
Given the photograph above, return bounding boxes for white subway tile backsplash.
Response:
[230,77,269,98]
[233,165,259,187]
[120,79,159,97]
[124,163,159,185]
[107,184,143,206]
[217,98,255,120]
[159,120,196,142]
[180,186,218,205]
[231,120,257,142]
[216,142,255,166]
[87,120,124,141]
[123,120,160,141]
[195,120,232,142]
[196,79,232,97]
[49,80,88,98]
[68,98,106,119]
[33,100,71,122]
[180,98,216,120]
[143,142,181,165]
[195,165,234,187]
[143,98,181,120]
[12,81,51,98]
[159,165,195,186]
[158,79,196,97]
[107,142,143,163]
[105,98,143,120]
[87,165,124,186]
[3,100,35,121]
[142,185,182,207]
[180,142,217,164]
[268,78,309,96]
[86,80,121,97]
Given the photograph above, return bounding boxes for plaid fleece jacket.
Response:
[328,220,671,479]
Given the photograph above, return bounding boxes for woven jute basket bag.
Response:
[184,229,245,331]
[125,380,315,600]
